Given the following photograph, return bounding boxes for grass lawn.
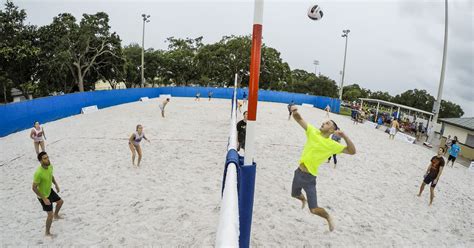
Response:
[339,106,352,116]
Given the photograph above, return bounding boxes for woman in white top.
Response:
[325,105,331,118]
[128,124,150,167]
[30,121,46,154]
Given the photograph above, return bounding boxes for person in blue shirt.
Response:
[242,91,247,105]
[376,116,383,129]
[447,140,461,167]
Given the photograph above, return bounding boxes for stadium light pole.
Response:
[313,60,319,76]
[432,0,448,127]
[141,14,151,88]
[339,29,350,100]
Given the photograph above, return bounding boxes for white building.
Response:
[440,117,474,161]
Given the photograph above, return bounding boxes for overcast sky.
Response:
[12,0,474,116]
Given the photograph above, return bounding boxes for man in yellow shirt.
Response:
[290,105,356,232]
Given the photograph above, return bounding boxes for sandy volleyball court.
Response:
[0,97,472,246]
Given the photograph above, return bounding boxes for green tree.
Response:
[342,84,370,102]
[196,35,252,87]
[369,91,393,102]
[88,36,125,89]
[439,100,464,118]
[123,44,141,88]
[196,35,292,89]
[288,69,318,94]
[36,13,76,95]
[144,49,167,87]
[393,89,435,112]
[260,46,291,90]
[314,75,339,98]
[162,37,203,86]
[0,72,12,103]
[73,12,123,91]
[0,1,39,99]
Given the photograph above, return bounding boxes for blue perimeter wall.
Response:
[0,87,340,137]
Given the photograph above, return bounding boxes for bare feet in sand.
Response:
[327,216,335,232]
[54,214,63,220]
[45,232,57,238]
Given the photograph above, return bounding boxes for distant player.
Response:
[195,92,200,101]
[208,91,213,101]
[159,98,170,118]
[236,111,248,151]
[242,91,247,105]
[327,133,342,168]
[416,122,423,141]
[376,115,384,129]
[444,135,452,155]
[237,100,243,113]
[128,124,150,167]
[287,100,295,120]
[447,140,461,167]
[30,121,46,154]
[417,147,445,206]
[389,118,400,140]
[324,105,331,118]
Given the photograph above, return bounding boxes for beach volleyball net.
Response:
[215,74,256,248]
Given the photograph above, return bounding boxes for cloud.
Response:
[398,0,474,116]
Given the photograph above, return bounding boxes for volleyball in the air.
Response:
[307,4,323,21]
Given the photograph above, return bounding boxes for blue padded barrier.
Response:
[222,149,256,248]
[0,87,340,137]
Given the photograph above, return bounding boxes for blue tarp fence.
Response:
[0,87,340,137]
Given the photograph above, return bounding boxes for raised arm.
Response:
[290,106,308,131]
[334,130,356,155]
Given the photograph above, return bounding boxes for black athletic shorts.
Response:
[447,155,456,162]
[37,189,61,212]
[423,173,438,188]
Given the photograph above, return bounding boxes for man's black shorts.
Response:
[37,189,61,212]
[423,173,438,188]
[447,155,456,162]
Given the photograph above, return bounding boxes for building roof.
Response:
[359,98,434,116]
[439,117,474,131]
[11,88,23,96]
